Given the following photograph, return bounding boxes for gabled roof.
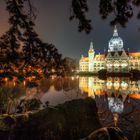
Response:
[94,54,105,60]
[106,50,129,57]
[80,57,89,62]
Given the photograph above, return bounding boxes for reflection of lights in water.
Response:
[121,81,128,90]
[71,76,74,80]
[114,63,120,67]
[88,78,93,87]
[114,82,120,90]
[13,81,16,87]
[108,97,124,114]
[76,76,79,79]
[51,75,56,80]
[4,78,8,82]
[23,80,26,86]
[107,82,112,86]
[107,82,112,89]
[80,77,106,97]
[79,77,140,129]
[79,77,140,100]
[113,113,119,127]
[108,63,112,66]
[121,63,128,67]
[90,93,95,99]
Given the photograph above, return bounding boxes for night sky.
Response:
[0,0,140,59]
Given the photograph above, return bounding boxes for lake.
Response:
[1,76,140,139]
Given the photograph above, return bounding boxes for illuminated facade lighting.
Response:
[79,26,140,73]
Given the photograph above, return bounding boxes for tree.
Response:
[63,57,78,74]
[70,0,140,33]
[0,0,66,82]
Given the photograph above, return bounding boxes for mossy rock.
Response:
[0,98,101,140]
[0,116,15,131]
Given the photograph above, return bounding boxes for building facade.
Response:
[79,26,140,73]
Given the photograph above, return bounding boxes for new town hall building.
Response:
[79,26,140,73]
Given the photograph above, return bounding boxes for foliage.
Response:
[0,85,26,114]
[16,98,42,113]
[70,0,92,33]
[0,0,68,83]
[62,57,77,74]
[70,0,140,33]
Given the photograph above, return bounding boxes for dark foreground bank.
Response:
[0,98,101,140]
[0,98,128,140]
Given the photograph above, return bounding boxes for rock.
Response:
[81,127,128,140]
[0,116,15,131]
[0,97,101,140]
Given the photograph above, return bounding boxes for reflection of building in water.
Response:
[129,81,140,93]
[108,96,124,113]
[108,95,124,126]
[79,77,140,126]
[79,77,105,97]
[79,26,140,73]
[106,77,130,96]
[79,77,137,97]
[106,78,129,126]
[79,77,89,94]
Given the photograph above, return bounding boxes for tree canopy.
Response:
[0,0,71,83]
[70,0,140,33]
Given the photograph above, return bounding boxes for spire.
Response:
[90,41,93,49]
[113,25,118,36]
[89,41,94,52]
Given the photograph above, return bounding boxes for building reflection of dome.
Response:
[108,96,124,114]
[114,82,120,90]
[108,95,124,127]
[121,81,128,90]
[107,81,113,90]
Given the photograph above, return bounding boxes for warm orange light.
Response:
[129,93,140,100]
[4,78,8,82]
[13,81,16,86]
[129,52,140,57]
[23,80,26,86]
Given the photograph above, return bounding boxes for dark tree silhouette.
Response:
[0,0,66,81]
[70,0,92,33]
[70,0,140,33]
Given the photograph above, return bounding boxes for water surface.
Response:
[1,76,140,139]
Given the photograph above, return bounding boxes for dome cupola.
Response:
[108,26,124,52]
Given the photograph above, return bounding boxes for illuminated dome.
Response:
[108,26,124,52]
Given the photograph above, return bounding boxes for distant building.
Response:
[79,26,140,73]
